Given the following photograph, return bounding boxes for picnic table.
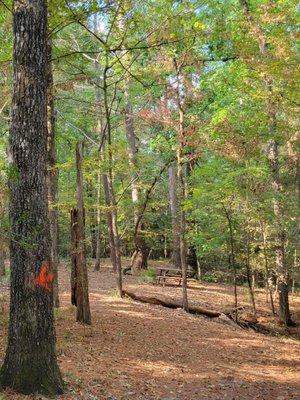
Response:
[156,267,184,287]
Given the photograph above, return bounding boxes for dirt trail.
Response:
[0,260,300,400]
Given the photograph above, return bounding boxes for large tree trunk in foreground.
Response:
[124,91,149,272]
[267,140,293,326]
[71,143,91,325]
[0,0,63,394]
[47,38,59,308]
[168,162,181,269]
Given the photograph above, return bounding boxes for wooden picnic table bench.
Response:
[156,267,193,286]
[156,267,189,287]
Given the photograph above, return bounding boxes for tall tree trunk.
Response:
[297,156,300,241]
[0,250,5,277]
[94,171,101,271]
[46,37,59,308]
[267,140,293,325]
[92,17,102,272]
[240,0,293,327]
[175,67,188,311]
[90,224,97,259]
[223,205,238,322]
[291,250,297,302]
[0,0,63,393]
[86,180,97,259]
[103,56,122,296]
[93,29,117,274]
[266,75,292,325]
[71,143,91,325]
[178,157,189,312]
[102,174,117,271]
[168,162,181,269]
[106,171,123,296]
[260,221,276,316]
[245,238,257,317]
[124,89,149,272]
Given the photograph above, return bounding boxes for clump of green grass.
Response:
[138,267,157,284]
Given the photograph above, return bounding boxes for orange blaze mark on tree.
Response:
[33,261,54,292]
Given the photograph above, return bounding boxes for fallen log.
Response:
[122,290,261,326]
[123,290,221,318]
[122,290,276,335]
[123,289,290,336]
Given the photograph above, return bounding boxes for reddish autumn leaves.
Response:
[33,261,54,292]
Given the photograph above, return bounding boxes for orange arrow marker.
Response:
[33,261,54,292]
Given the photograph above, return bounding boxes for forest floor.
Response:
[1,259,300,400]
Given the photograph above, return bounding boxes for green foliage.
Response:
[0,0,298,289]
[138,268,157,284]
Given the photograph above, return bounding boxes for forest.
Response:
[0,0,299,399]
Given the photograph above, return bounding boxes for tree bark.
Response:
[92,18,103,273]
[94,171,101,271]
[245,238,257,317]
[90,224,97,259]
[239,0,293,327]
[124,94,149,272]
[102,174,117,271]
[86,180,97,259]
[223,205,238,322]
[178,156,188,312]
[168,162,181,269]
[291,250,297,302]
[175,65,188,312]
[105,170,123,296]
[46,37,59,308]
[0,250,5,277]
[102,56,122,296]
[93,31,118,274]
[70,142,91,325]
[0,0,63,393]
[267,140,293,325]
[260,221,276,316]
